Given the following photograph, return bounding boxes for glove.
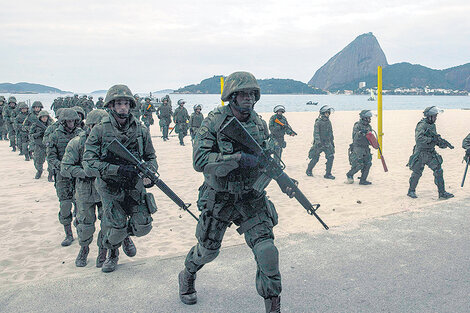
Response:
[239,152,259,168]
[143,179,155,188]
[117,165,139,180]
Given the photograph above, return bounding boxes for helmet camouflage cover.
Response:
[104,84,136,108]
[32,101,43,108]
[55,108,64,119]
[38,110,50,118]
[60,108,80,122]
[85,109,108,126]
[221,71,260,102]
[72,106,85,118]
[8,96,17,104]
[18,102,29,110]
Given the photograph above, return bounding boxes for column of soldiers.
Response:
[2,74,469,313]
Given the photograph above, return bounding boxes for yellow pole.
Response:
[377,66,383,159]
[220,76,225,106]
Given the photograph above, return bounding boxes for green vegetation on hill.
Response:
[0,82,67,93]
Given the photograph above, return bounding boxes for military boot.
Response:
[34,170,43,179]
[345,174,354,184]
[324,173,335,180]
[61,224,74,246]
[122,236,137,257]
[359,167,371,185]
[407,190,417,199]
[48,172,54,182]
[439,191,454,200]
[75,246,89,267]
[325,158,334,179]
[264,296,281,313]
[179,268,197,305]
[96,247,108,268]
[12,146,16,152]
[102,249,119,273]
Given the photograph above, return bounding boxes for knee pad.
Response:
[197,243,220,263]
[130,222,152,237]
[106,227,128,246]
[253,239,279,276]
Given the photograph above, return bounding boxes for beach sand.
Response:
[1,109,468,287]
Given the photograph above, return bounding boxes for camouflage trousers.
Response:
[54,172,75,226]
[307,143,335,174]
[347,145,372,179]
[18,131,30,158]
[0,123,7,140]
[33,144,46,172]
[159,118,171,139]
[142,115,154,129]
[7,124,15,148]
[99,189,153,250]
[184,185,281,299]
[175,122,188,144]
[75,178,103,247]
[408,148,445,193]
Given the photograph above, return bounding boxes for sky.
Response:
[1,0,469,93]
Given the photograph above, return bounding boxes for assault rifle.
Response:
[274,118,297,136]
[107,139,198,221]
[425,129,454,149]
[220,117,328,230]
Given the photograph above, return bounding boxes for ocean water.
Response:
[3,92,470,114]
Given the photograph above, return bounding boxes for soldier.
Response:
[269,105,296,160]
[83,85,157,273]
[47,108,83,246]
[189,104,204,144]
[72,94,80,107]
[4,97,17,151]
[61,109,110,268]
[306,105,335,179]
[463,134,470,159]
[173,99,190,146]
[141,97,155,129]
[86,96,94,114]
[95,97,105,109]
[179,72,294,313]
[30,110,53,179]
[43,108,63,182]
[156,97,173,141]
[0,96,7,140]
[72,106,86,129]
[345,110,374,185]
[407,106,454,199]
[23,101,43,161]
[131,94,142,121]
[15,102,30,160]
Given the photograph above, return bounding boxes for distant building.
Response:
[359,82,366,89]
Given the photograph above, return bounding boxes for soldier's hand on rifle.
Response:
[143,177,154,188]
[279,178,298,198]
[238,152,259,168]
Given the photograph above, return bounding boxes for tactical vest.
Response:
[53,125,82,161]
[315,116,333,144]
[190,113,204,128]
[352,121,371,147]
[415,119,437,151]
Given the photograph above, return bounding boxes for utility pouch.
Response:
[145,192,158,214]
[265,197,279,226]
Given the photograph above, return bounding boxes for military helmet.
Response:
[85,109,108,126]
[60,108,80,122]
[72,106,86,119]
[319,105,334,114]
[18,102,29,110]
[88,96,93,99]
[104,84,136,108]
[32,101,43,108]
[8,96,17,104]
[74,94,78,97]
[98,97,103,100]
[177,99,186,105]
[0,96,5,103]
[145,97,151,101]
[193,104,202,111]
[423,106,443,117]
[273,105,285,113]
[38,110,50,118]
[134,94,140,98]
[359,110,373,118]
[56,108,64,119]
[221,72,260,102]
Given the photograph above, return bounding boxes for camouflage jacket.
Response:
[351,120,372,148]
[83,112,157,195]
[313,115,334,146]
[23,112,40,133]
[173,106,189,124]
[3,105,15,124]
[46,124,83,170]
[95,100,105,109]
[30,117,53,145]
[463,133,470,150]
[14,111,29,132]
[157,104,172,120]
[194,105,269,193]
[43,121,60,147]
[414,118,440,151]
[269,114,294,139]
[189,112,204,129]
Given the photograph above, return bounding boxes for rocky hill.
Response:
[308,33,388,90]
[0,82,67,94]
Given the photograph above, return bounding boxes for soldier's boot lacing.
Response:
[102,249,119,273]
[75,245,89,267]
[179,268,197,305]
[61,224,74,247]
[96,247,108,268]
[264,296,281,313]
[122,236,137,257]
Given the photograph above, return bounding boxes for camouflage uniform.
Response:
[346,110,373,184]
[463,133,470,151]
[15,102,30,158]
[61,109,108,267]
[30,111,53,179]
[83,85,158,272]
[4,97,17,150]
[306,105,335,178]
[156,100,172,140]
[181,72,282,311]
[173,100,190,145]
[0,96,7,140]
[43,108,63,182]
[268,106,295,160]
[47,108,82,245]
[141,99,155,128]
[407,107,454,199]
[189,105,204,143]
[95,97,105,110]
[23,101,43,161]
[131,95,142,121]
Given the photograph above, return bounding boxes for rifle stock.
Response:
[107,139,198,221]
[274,118,297,135]
[220,117,328,230]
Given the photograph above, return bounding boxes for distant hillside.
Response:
[90,90,107,94]
[0,82,68,94]
[154,89,174,94]
[175,75,326,94]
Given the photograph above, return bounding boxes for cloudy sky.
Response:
[1,0,469,93]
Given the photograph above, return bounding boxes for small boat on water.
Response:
[367,89,376,101]
[306,101,318,105]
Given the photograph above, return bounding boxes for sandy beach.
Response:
[1,109,468,288]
